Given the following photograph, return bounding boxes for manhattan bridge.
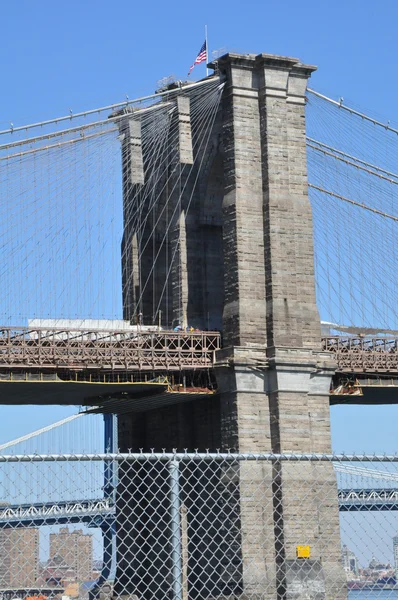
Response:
[1,52,398,600]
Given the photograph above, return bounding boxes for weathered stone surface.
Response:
[177,96,194,164]
[128,118,145,185]
[214,52,346,599]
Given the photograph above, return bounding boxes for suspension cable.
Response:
[309,184,398,222]
[307,88,398,135]
[0,76,220,137]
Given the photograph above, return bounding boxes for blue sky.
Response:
[1,0,396,126]
[0,0,398,454]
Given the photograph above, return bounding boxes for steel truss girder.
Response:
[323,336,398,373]
[0,327,221,372]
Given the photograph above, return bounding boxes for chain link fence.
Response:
[0,453,397,599]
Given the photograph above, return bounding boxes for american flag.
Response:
[188,41,207,76]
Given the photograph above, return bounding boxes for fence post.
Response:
[169,458,182,600]
[104,413,117,499]
[88,413,117,600]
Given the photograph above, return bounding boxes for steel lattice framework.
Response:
[323,336,398,372]
[2,328,398,375]
[0,327,221,372]
[338,488,398,511]
[0,498,115,528]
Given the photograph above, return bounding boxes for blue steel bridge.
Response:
[0,487,396,530]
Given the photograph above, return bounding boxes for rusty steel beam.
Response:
[323,336,398,373]
[0,327,221,372]
[3,329,398,375]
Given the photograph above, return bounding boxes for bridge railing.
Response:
[323,335,398,371]
[0,452,396,598]
[0,327,221,371]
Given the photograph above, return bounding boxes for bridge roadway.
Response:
[1,327,398,405]
[0,326,221,404]
[1,327,397,374]
[324,335,398,403]
[323,336,398,373]
[0,490,394,529]
[0,327,221,372]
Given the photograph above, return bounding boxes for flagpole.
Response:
[205,24,209,76]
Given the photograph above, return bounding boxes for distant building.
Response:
[49,527,93,583]
[364,555,392,581]
[342,544,358,575]
[0,529,39,587]
[41,554,75,586]
[393,535,398,578]
[92,559,102,574]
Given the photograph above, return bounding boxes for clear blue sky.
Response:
[0,0,397,454]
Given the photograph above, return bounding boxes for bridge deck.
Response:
[1,489,395,530]
[2,329,398,387]
[0,327,220,372]
[338,488,398,511]
[323,336,398,373]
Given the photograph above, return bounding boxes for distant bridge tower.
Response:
[116,53,346,600]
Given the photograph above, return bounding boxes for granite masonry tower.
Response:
[115,53,346,600]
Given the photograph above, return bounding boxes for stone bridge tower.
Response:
[115,53,346,600]
[212,52,345,599]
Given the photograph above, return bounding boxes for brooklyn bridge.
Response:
[1,51,398,599]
